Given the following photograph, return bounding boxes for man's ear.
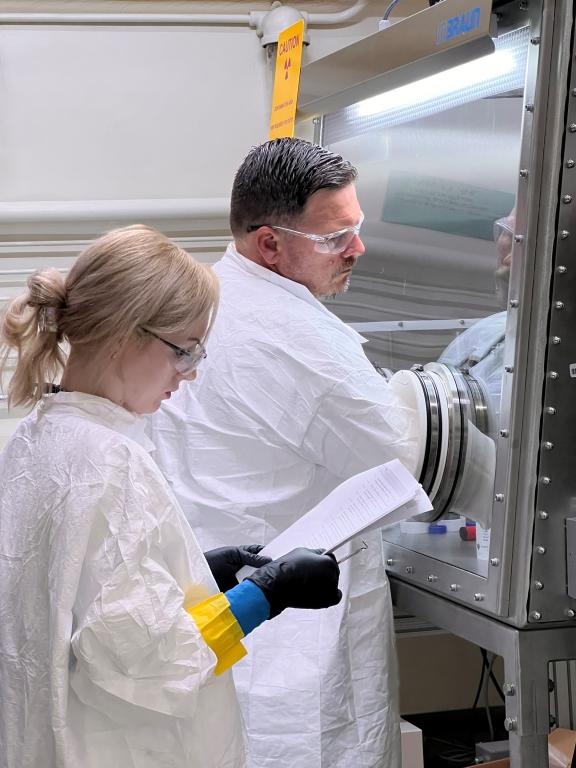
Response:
[255,227,282,266]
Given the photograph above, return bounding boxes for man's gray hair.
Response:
[230,138,358,236]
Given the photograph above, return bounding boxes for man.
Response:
[439,209,515,421]
[148,138,420,768]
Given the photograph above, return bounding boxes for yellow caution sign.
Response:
[268,19,305,140]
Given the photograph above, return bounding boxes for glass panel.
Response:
[322,27,529,577]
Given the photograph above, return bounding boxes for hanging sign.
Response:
[268,19,305,140]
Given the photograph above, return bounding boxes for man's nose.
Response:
[343,233,365,258]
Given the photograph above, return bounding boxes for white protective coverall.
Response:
[0,391,245,768]
[148,244,420,768]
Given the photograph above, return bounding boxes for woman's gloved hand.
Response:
[204,545,272,592]
[246,547,342,619]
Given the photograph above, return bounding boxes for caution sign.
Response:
[268,19,305,140]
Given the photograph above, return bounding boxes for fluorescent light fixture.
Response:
[323,27,529,144]
[358,49,516,117]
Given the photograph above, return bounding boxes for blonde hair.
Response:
[1,224,219,408]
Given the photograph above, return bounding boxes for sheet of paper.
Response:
[236,459,432,580]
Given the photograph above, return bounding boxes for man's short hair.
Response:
[230,138,358,236]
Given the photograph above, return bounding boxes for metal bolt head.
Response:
[557,266,568,274]
[504,364,514,373]
[545,407,556,415]
[490,557,500,566]
[541,476,552,486]
[500,429,509,437]
[504,716,518,731]
[405,565,414,574]
[565,608,576,618]
[538,510,549,520]
[549,371,559,380]
[573,87,576,96]
[386,558,394,566]
[563,194,573,203]
[503,682,516,696]
[449,583,459,591]
[509,299,519,308]
[495,493,505,502]
[530,611,542,621]
[514,234,524,243]
[552,336,561,345]
[560,231,570,239]
[543,441,554,450]
[427,574,438,583]
[567,159,576,168]
[530,35,540,44]
[525,103,534,111]
[570,125,576,133]
[411,364,424,372]
[534,580,544,590]
[519,168,529,177]
[536,545,547,554]
[473,593,485,602]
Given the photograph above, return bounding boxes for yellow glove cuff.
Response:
[187,593,247,675]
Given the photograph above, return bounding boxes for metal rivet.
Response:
[503,683,516,696]
[504,365,514,373]
[565,608,576,618]
[541,476,552,486]
[549,371,559,379]
[500,429,509,437]
[525,103,534,112]
[530,35,540,44]
[552,336,561,345]
[474,593,485,602]
[569,125,576,133]
[520,168,529,177]
[490,557,500,566]
[514,234,524,243]
[543,441,554,450]
[427,574,438,582]
[560,231,570,239]
[545,407,556,416]
[534,580,544,590]
[405,565,414,574]
[567,159,576,168]
[504,717,518,731]
[386,558,394,566]
[536,545,547,554]
[530,611,542,621]
[449,583,459,592]
[495,493,505,502]
[538,510,549,520]
[557,266,568,274]
[509,299,519,308]
[563,195,573,203]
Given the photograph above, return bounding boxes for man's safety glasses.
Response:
[248,213,364,255]
[493,216,515,243]
[142,329,207,374]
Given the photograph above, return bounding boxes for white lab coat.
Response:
[149,244,420,768]
[0,391,245,768]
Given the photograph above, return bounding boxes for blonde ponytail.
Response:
[1,268,67,408]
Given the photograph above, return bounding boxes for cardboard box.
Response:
[466,728,576,767]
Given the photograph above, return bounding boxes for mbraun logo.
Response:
[436,6,481,44]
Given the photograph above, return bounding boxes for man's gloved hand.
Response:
[204,545,272,592]
[246,547,342,619]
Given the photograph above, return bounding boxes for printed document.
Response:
[237,458,432,579]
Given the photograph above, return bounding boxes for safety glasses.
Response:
[249,213,364,255]
[493,216,514,243]
[142,328,207,375]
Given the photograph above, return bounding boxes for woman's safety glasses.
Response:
[249,213,364,255]
[142,329,207,374]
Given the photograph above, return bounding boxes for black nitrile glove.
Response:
[246,547,342,619]
[204,544,272,592]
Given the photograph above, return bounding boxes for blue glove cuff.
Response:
[225,580,271,635]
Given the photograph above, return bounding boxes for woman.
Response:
[0,224,341,768]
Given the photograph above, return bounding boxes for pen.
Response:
[327,539,368,565]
